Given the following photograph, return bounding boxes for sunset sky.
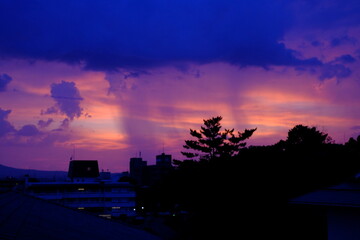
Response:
[1,0,360,172]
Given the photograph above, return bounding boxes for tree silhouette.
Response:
[181,116,256,161]
[140,121,360,239]
[345,135,360,162]
[285,124,331,150]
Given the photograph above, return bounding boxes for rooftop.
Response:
[289,181,360,208]
[68,160,100,179]
[0,191,161,240]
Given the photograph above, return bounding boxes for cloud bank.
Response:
[0,108,16,137]
[0,74,12,92]
[0,0,326,71]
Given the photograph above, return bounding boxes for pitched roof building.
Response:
[289,179,360,240]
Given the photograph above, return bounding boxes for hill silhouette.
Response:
[0,164,67,179]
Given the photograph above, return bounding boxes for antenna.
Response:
[70,144,76,161]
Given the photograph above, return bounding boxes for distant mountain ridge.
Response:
[0,164,67,179]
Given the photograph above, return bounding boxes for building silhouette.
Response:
[289,175,360,240]
[156,153,172,167]
[25,160,136,218]
[129,153,173,186]
[68,160,100,181]
[129,157,147,185]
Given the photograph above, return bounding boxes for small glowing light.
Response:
[78,188,85,191]
[78,207,84,210]
[141,207,144,210]
[112,207,121,209]
[133,208,136,211]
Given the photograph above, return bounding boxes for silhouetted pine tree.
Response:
[181,116,256,162]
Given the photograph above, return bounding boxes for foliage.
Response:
[181,116,256,161]
[286,124,332,147]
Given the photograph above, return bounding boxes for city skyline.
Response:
[1,0,360,172]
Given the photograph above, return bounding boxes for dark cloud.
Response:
[106,73,138,94]
[311,40,322,47]
[317,54,356,81]
[319,63,352,81]
[0,109,41,138]
[351,126,360,131]
[331,36,357,47]
[0,109,72,150]
[51,118,70,132]
[0,108,16,136]
[292,0,360,29]
[38,118,54,128]
[123,70,150,80]
[60,118,70,129]
[41,106,59,115]
[0,0,324,71]
[334,54,356,64]
[0,74,12,92]
[17,124,40,136]
[50,81,83,120]
[0,108,11,119]
[175,65,202,78]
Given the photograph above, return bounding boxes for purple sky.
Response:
[1,0,360,172]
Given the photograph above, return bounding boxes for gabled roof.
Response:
[0,191,161,240]
[68,160,100,178]
[289,182,360,208]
